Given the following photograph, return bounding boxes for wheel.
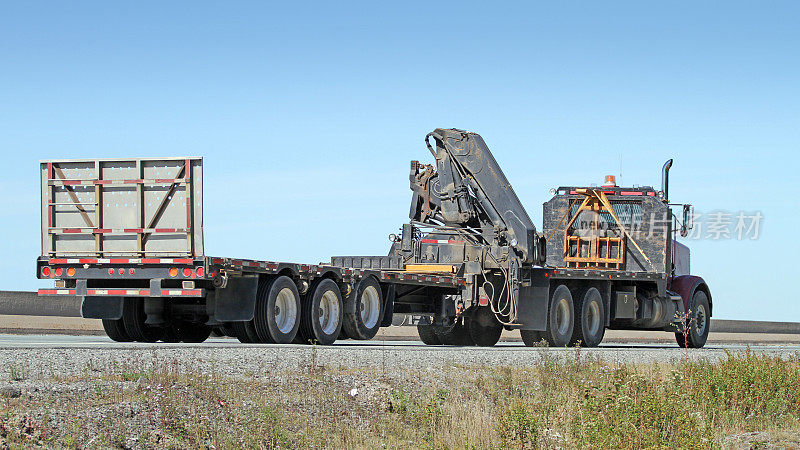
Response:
[520,330,543,347]
[436,316,474,346]
[675,290,710,348]
[243,320,261,343]
[417,323,441,345]
[171,321,212,343]
[342,276,384,340]
[254,276,301,344]
[232,322,254,343]
[570,287,605,347]
[468,306,503,347]
[102,318,132,342]
[122,298,163,343]
[299,278,343,345]
[541,285,574,347]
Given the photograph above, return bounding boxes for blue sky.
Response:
[1,1,798,320]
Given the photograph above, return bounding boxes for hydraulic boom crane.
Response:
[409,128,544,267]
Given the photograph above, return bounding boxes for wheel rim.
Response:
[694,304,707,336]
[360,286,380,329]
[274,287,297,334]
[556,298,570,335]
[587,300,600,335]
[318,290,340,335]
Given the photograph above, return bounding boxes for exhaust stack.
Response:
[661,159,673,202]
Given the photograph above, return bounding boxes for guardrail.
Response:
[3,290,799,334]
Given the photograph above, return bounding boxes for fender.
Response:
[668,275,712,316]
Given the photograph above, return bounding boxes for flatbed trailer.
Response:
[37,130,712,348]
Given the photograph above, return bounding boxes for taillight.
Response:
[129,268,135,275]
[41,266,51,277]
[182,268,192,277]
[108,268,114,275]
[55,268,63,277]
[196,267,205,277]
[169,267,178,277]
[118,268,124,275]
[67,267,76,277]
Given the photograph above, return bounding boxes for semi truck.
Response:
[37,128,712,348]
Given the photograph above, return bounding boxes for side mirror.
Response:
[681,204,694,237]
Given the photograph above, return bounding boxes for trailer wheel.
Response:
[101,318,132,342]
[542,285,574,347]
[570,287,605,347]
[254,275,301,344]
[416,323,441,345]
[436,316,474,346]
[520,330,543,347]
[342,276,384,340]
[122,298,163,343]
[299,278,343,345]
[675,290,710,349]
[468,306,503,347]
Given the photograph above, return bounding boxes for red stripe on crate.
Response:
[124,179,143,184]
[49,259,68,264]
[123,228,144,233]
[109,259,128,264]
[94,228,111,233]
[62,228,82,233]
[154,228,178,233]
[620,191,643,196]
[60,180,80,185]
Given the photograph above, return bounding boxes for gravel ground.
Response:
[1,335,798,382]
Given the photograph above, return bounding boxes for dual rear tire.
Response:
[521,284,605,348]
[102,298,212,343]
[233,275,350,345]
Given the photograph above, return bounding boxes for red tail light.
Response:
[54,268,63,277]
[41,267,51,277]
[182,268,192,277]
[196,267,205,277]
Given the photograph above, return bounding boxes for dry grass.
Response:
[1,349,799,448]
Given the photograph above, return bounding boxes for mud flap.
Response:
[213,275,258,322]
[516,275,549,331]
[380,284,395,327]
[81,296,124,320]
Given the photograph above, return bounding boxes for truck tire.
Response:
[299,278,343,345]
[570,287,605,347]
[102,318,132,342]
[122,297,163,343]
[254,275,301,344]
[232,322,254,343]
[435,316,474,346]
[342,276,383,340]
[417,324,441,345]
[468,306,503,347]
[171,321,213,343]
[520,330,543,347]
[675,290,710,349]
[541,285,574,347]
